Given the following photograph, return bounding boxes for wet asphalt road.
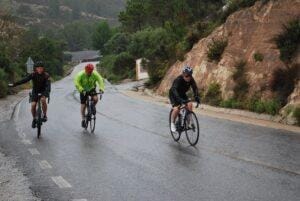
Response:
[0,63,299,201]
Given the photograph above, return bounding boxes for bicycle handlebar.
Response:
[180,101,200,109]
[83,92,104,100]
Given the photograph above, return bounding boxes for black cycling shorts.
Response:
[31,91,48,102]
[169,93,188,107]
[80,89,96,104]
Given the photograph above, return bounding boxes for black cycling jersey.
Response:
[169,75,199,103]
[14,72,51,93]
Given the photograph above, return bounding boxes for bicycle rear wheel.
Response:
[184,112,199,146]
[169,109,181,141]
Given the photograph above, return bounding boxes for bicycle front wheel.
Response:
[184,112,199,146]
[90,115,96,133]
[84,115,89,130]
[169,109,181,141]
[37,102,42,138]
[37,123,41,138]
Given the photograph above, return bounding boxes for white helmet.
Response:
[182,65,193,75]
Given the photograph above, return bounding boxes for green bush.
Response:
[0,69,8,98]
[253,52,264,62]
[185,21,220,51]
[247,99,280,115]
[98,54,117,82]
[233,60,249,100]
[271,64,299,106]
[232,60,246,80]
[220,98,242,109]
[246,98,264,113]
[207,39,228,62]
[204,82,222,106]
[274,19,300,62]
[113,52,136,79]
[264,100,281,115]
[128,27,175,85]
[221,0,258,22]
[99,52,136,83]
[293,107,300,126]
[103,33,131,55]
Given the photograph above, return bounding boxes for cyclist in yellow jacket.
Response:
[74,63,105,128]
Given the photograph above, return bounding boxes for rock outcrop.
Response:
[157,0,300,102]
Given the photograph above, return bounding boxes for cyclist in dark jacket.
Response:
[169,65,200,132]
[9,61,51,128]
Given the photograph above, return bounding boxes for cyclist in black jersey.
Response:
[169,65,200,132]
[9,61,51,128]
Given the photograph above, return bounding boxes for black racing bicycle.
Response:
[169,102,200,146]
[83,92,103,133]
[30,93,50,138]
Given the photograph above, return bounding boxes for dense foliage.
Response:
[97,0,269,84]
[0,13,67,98]
[274,19,300,62]
[98,0,229,83]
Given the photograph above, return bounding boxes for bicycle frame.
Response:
[84,92,103,132]
[177,102,199,130]
[35,93,47,138]
[85,92,102,117]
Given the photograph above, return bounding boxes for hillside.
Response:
[1,0,125,27]
[157,0,300,124]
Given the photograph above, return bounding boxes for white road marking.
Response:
[28,148,40,155]
[51,176,72,188]
[39,160,52,169]
[21,139,32,145]
[72,199,88,201]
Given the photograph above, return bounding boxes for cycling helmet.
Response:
[182,65,193,75]
[34,61,44,68]
[85,63,94,74]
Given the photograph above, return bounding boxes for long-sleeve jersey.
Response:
[169,75,199,101]
[14,72,51,93]
[74,70,105,93]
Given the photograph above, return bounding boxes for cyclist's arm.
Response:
[95,71,105,92]
[14,74,33,86]
[45,73,51,95]
[74,72,84,93]
[191,78,199,98]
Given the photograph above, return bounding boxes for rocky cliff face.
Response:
[157,0,300,106]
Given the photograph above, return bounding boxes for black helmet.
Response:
[182,65,193,75]
[34,61,44,68]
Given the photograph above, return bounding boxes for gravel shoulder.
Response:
[0,91,40,201]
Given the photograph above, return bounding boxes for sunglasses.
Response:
[184,75,191,78]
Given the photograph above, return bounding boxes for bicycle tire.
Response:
[37,123,41,138]
[90,115,96,133]
[37,101,42,138]
[84,115,89,130]
[169,109,181,141]
[184,112,199,146]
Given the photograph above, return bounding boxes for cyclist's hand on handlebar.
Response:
[8,83,14,87]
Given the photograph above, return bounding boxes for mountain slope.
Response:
[157,0,300,123]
